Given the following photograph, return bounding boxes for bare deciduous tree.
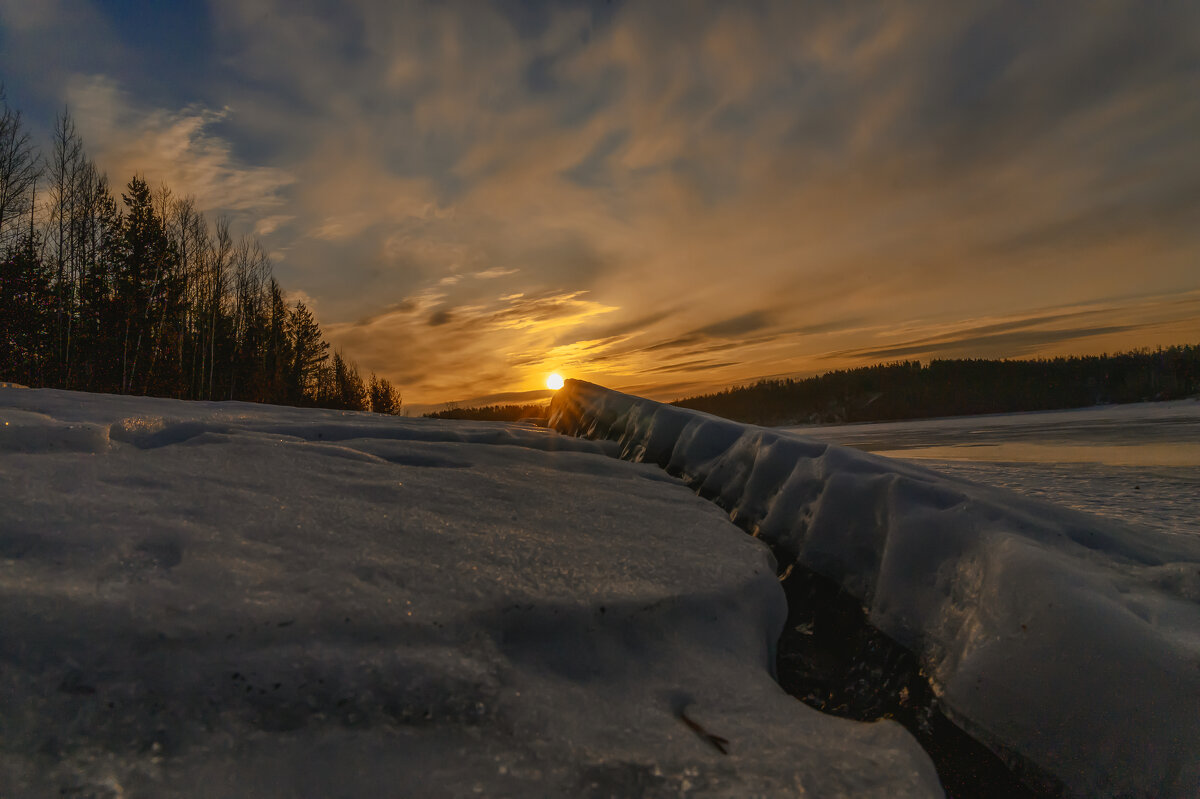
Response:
[0,86,40,253]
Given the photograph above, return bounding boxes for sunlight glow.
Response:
[546,373,565,391]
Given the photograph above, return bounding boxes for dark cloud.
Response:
[987,179,1200,258]
[443,388,554,407]
[885,309,1110,349]
[694,311,772,338]
[624,311,775,357]
[825,324,1149,363]
[562,128,629,187]
[428,308,453,326]
[641,334,702,354]
[643,359,740,374]
[340,300,417,329]
[571,309,675,343]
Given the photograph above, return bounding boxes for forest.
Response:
[0,90,400,414]
[674,346,1200,426]
[424,402,548,422]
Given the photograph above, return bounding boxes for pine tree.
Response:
[368,372,402,415]
[0,234,53,385]
[262,279,292,404]
[331,351,368,411]
[0,92,404,411]
[75,171,122,392]
[286,300,328,404]
[117,176,180,394]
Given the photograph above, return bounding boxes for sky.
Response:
[1,0,1198,408]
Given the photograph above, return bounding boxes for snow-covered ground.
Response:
[0,387,939,798]
[551,382,1200,798]
[782,400,1200,537]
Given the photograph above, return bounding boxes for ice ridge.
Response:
[549,379,1200,798]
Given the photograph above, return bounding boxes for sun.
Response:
[546,373,565,391]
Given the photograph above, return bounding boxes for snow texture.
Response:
[550,380,1200,798]
[0,387,939,798]
[783,400,1200,537]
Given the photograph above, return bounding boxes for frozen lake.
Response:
[781,400,1200,537]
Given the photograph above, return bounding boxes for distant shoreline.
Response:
[672,346,1200,427]
[421,346,1200,426]
[779,395,1200,432]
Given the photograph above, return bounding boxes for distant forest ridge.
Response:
[673,346,1200,426]
[0,90,400,414]
[425,402,548,422]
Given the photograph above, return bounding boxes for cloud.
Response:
[444,388,553,408]
[9,0,1195,403]
[643,359,740,375]
[820,292,1200,363]
[282,288,318,311]
[830,324,1148,362]
[64,74,294,220]
[254,215,294,236]
[0,0,70,30]
[324,288,618,403]
[694,311,773,338]
[427,308,453,327]
[473,267,519,279]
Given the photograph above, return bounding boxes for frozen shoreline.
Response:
[784,399,1200,537]
[552,380,1200,798]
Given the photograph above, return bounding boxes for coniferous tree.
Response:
[47,109,85,386]
[74,169,122,392]
[262,279,292,404]
[0,234,52,385]
[0,92,375,407]
[329,351,368,411]
[368,373,402,415]
[286,300,328,404]
[674,348,1200,425]
[121,177,184,394]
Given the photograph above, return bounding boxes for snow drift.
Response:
[550,379,1200,798]
[0,388,939,797]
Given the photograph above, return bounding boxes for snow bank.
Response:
[0,388,938,797]
[550,379,1200,798]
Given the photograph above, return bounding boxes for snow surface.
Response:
[0,387,940,798]
[783,400,1200,537]
[550,381,1200,798]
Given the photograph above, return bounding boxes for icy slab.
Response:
[0,388,938,798]
[550,380,1200,798]
[783,400,1200,537]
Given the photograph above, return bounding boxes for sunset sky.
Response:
[2,0,1198,408]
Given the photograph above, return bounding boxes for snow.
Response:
[0,387,939,798]
[783,400,1200,537]
[551,380,1200,798]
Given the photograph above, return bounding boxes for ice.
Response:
[0,387,939,797]
[783,400,1200,537]
[550,380,1200,798]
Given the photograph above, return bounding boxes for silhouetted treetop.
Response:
[674,348,1200,426]
[0,93,401,413]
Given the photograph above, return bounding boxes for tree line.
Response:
[674,346,1200,426]
[425,402,548,422]
[0,90,401,414]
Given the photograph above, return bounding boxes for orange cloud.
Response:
[30,0,1198,405]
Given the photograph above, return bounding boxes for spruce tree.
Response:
[331,351,368,411]
[286,300,328,404]
[369,373,402,415]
